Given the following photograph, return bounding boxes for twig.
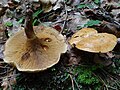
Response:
[92,72,109,90]
[39,12,54,20]
[60,1,68,34]
[69,74,75,90]
[101,68,120,81]
[0,73,19,83]
[0,67,15,77]
[98,8,120,29]
[98,69,120,89]
[8,82,12,90]
[107,86,118,90]
[73,77,81,90]
[52,18,72,25]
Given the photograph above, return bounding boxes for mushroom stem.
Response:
[25,9,37,39]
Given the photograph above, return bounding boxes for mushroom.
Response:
[69,28,117,65]
[69,28,117,53]
[3,9,67,72]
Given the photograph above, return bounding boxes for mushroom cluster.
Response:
[69,28,117,53]
[3,9,67,72]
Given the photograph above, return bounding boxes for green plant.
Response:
[4,21,13,27]
[12,85,26,90]
[18,17,25,24]
[33,9,43,18]
[77,3,95,9]
[75,66,99,84]
[84,20,101,27]
[111,58,120,74]
[94,0,100,4]
[32,9,43,26]
[77,20,101,29]
[17,9,43,26]
[73,65,102,89]
[77,4,88,9]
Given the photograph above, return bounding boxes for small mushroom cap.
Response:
[4,26,67,72]
[69,28,117,53]
[69,28,97,45]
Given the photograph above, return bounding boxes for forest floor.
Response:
[0,0,120,90]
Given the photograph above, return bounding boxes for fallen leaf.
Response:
[53,24,61,32]
[0,44,4,59]
[53,0,63,10]
[1,70,17,90]
[1,78,8,90]
[39,0,58,12]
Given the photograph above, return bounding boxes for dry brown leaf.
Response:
[0,24,7,42]
[0,44,4,59]
[53,0,63,10]
[1,70,17,90]
[39,0,58,12]
[1,78,9,90]
[39,0,57,4]
[42,3,52,12]
[67,12,89,31]
[0,24,6,59]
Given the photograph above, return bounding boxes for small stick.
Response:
[60,1,68,34]
[69,74,75,90]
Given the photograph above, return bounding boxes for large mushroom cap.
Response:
[69,28,117,53]
[4,26,67,72]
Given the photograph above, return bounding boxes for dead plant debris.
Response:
[0,0,120,90]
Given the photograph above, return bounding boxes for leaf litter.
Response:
[0,0,120,89]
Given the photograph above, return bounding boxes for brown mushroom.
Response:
[69,28,117,53]
[3,9,67,72]
[69,28,117,66]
